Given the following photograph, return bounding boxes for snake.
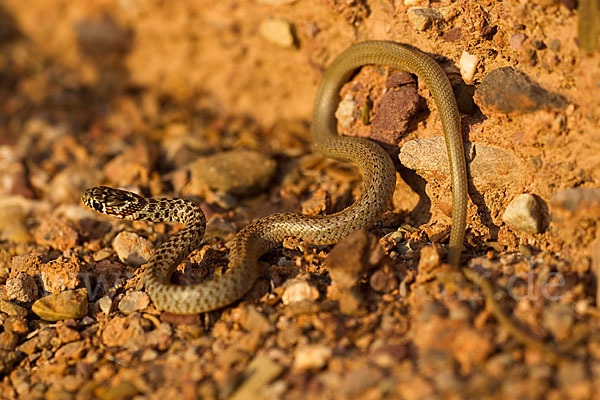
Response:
[81,41,467,314]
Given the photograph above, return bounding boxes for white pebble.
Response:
[112,231,154,267]
[502,193,542,234]
[459,51,479,84]
[293,344,332,371]
[259,17,295,48]
[335,94,358,129]
[281,279,319,305]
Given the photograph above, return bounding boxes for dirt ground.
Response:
[1,0,600,399]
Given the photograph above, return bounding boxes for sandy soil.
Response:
[1,0,600,399]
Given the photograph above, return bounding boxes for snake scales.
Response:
[82,41,468,314]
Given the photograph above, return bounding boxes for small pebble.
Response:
[97,295,113,315]
[33,219,78,252]
[281,279,319,305]
[326,230,385,288]
[118,291,150,315]
[0,331,19,351]
[407,7,442,31]
[335,94,358,129]
[31,288,89,322]
[5,272,39,303]
[230,355,284,400]
[259,17,295,48]
[502,194,543,234]
[187,150,276,196]
[459,51,479,84]
[40,255,84,294]
[509,33,528,51]
[292,344,332,371]
[542,303,575,341]
[0,299,28,317]
[113,231,154,267]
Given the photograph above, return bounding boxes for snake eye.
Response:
[91,200,103,212]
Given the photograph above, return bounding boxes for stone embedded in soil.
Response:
[33,218,78,252]
[371,86,420,145]
[399,137,524,191]
[542,303,575,341]
[281,278,319,305]
[502,193,543,234]
[292,344,332,371]
[40,254,84,294]
[31,288,88,321]
[474,67,567,114]
[0,300,28,316]
[259,17,295,48]
[550,187,600,215]
[407,7,442,31]
[97,295,113,315]
[325,229,386,288]
[5,272,39,303]
[187,149,277,196]
[112,231,154,267]
[118,291,150,315]
[459,51,479,84]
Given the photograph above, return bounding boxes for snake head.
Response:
[81,186,145,218]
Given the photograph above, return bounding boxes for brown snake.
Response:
[82,41,468,314]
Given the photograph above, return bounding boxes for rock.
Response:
[259,17,295,48]
[474,67,567,114]
[292,344,332,371]
[326,230,386,288]
[33,218,78,251]
[101,315,144,347]
[371,86,420,144]
[542,303,575,341]
[56,324,81,343]
[510,33,528,51]
[55,341,85,361]
[98,296,113,315]
[31,288,88,321]
[230,355,283,400]
[187,150,277,196]
[5,272,39,302]
[0,300,28,316]
[399,137,524,191]
[103,144,154,187]
[407,7,442,31]
[40,254,84,294]
[112,231,154,267]
[550,187,600,216]
[335,94,358,129]
[236,305,272,336]
[369,268,398,293]
[342,366,384,397]
[0,331,19,351]
[502,194,543,234]
[459,51,479,84]
[117,291,150,315]
[281,278,319,305]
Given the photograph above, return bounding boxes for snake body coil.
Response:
[82,41,467,314]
